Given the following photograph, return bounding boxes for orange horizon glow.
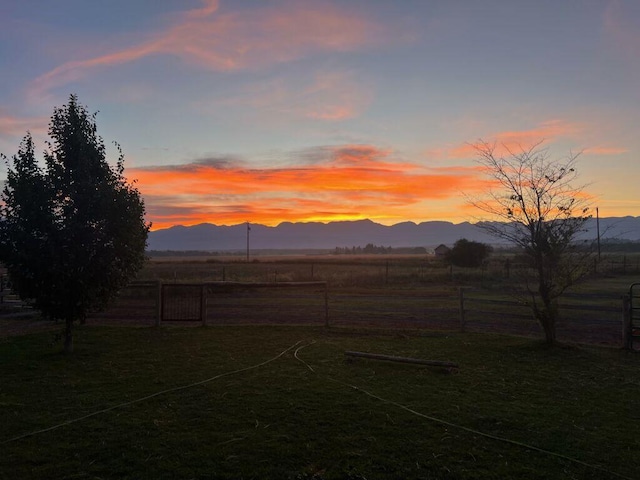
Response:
[129,144,489,230]
[127,135,636,231]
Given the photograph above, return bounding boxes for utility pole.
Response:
[246,221,251,262]
[596,207,601,261]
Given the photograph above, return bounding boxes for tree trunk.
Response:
[533,256,558,346]
[64,317,74,354]
[533,303,556,346]
[537,288,558,346]
[541,315,556,345]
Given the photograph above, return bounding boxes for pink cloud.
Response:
[212,70,373,122]
[301,72,373,121]
[0,111,48,137]
[583,146,628,156]
[444,119,583,159]
[184,0,220,19]
[28,1,387,101]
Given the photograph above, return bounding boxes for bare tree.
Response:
[471,140,592,345]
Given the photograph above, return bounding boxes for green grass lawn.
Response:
[1,325,639,479]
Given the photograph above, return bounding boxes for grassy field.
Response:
[139,252,640,290]
[2,325,639,479]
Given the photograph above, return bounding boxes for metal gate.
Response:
[161,284,205,321]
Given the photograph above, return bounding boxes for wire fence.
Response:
[85,280,630,347]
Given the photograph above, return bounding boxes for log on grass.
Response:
[344,351,458,369]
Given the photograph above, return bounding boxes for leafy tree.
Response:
[446,238,492,268]
[470,140,592,345]
[0,95,150,353]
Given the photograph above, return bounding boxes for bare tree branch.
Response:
[468,140,594,345]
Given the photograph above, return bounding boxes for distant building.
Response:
[434,244,450,257]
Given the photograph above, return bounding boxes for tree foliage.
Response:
[446,238,492,268]
[471,140,592,345]
[0,95,150,353]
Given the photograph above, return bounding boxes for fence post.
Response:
[155,281,162,327]
[622,294,632,350]
[459,287,466,332]
[201,284,207,326]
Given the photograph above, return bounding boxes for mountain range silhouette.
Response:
[147,217,640,251]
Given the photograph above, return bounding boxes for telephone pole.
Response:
[246,222,251,262]
[596,207,601,261]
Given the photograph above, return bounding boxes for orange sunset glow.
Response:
[1,0,638,231]
[130,145,487,230]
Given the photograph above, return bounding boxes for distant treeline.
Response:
[491,239,640,254]
[148,250,221,257]
[598,239,640,252]
[332,244,427,255]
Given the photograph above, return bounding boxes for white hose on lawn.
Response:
[2,340,304,444]
[293,340,634,480]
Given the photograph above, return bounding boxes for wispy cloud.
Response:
[302,72,373,121]
[441,119,583,159]
[130,144,485,229]
[0,111,48,138]
[28,0,387,102]
[436,119,629,161]
[583,146,628,156]
[208,70,374,122]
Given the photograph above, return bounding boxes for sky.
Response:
[1,0,639,231]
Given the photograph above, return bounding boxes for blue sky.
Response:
[1,0,639,229]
